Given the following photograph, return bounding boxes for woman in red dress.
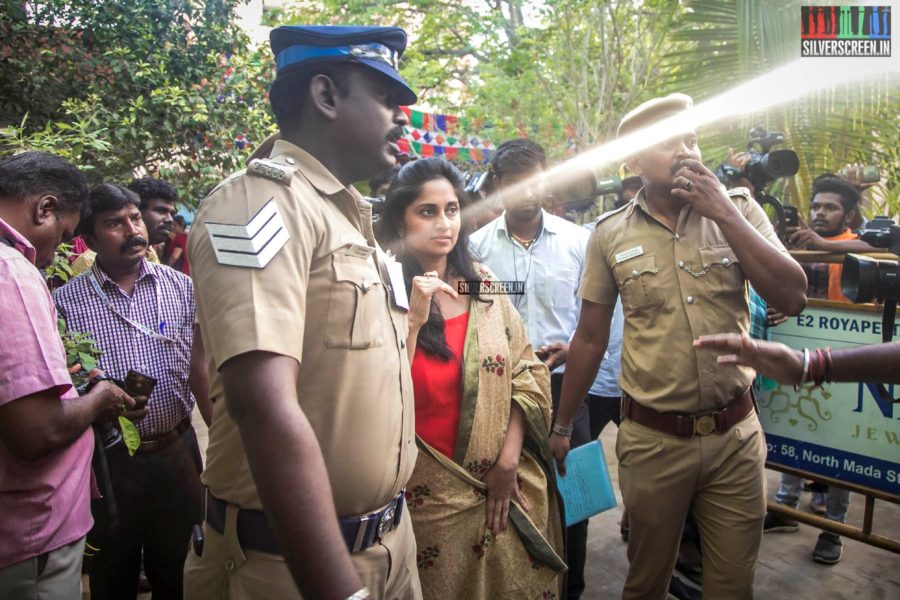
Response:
[378,158,564,599]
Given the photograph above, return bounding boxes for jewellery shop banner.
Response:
[757,305,900,498]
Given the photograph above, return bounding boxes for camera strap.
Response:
[876,299,899,403]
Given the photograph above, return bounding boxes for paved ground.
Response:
[108,406,900,599]
[583,424,900,600]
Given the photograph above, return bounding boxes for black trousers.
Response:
[89,423,204,600]
[550,373,591,600]
[587,394,621,440]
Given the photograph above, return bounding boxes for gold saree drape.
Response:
[407,266,566,599]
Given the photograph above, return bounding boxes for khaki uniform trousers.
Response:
[184,504,422,600]
[617,412,767,600]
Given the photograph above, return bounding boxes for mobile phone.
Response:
[124,369,157,400]
[783,205,799,229]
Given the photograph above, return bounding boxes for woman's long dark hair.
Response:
[377,157,489,361]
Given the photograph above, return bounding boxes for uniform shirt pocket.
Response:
[324,252,385,349]
[698,245,744,296]
[613,255,663,311]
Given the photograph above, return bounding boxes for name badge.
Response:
[386,260,409,311]
[615,245,644,264]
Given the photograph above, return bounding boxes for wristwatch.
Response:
[75,374,111,396]
[551,422,574,437]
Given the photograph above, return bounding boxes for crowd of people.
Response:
[0,21,888,600]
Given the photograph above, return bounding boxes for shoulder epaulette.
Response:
[247,158,294,185]
[594,202,630,226]
[728,186,753,202]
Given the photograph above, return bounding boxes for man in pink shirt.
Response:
[0,152,137,598]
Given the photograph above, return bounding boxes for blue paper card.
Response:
[554,440,617,525]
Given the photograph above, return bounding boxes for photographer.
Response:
[0,152,139,598]
[788,175,877,301]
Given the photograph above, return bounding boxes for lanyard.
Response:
[88,266,186,348]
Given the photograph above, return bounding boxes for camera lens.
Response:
[763,150,800,178]
[842,253,900,303]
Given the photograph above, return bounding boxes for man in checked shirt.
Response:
[54,182,210,600]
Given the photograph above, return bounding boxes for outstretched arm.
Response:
[694,334,900,385]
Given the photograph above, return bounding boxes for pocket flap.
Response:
[614,255,658,285]
[332,253,381,290]
[699,245,739,269]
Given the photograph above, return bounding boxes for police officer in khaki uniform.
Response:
[184,26,421,600]
[548,94,808,599]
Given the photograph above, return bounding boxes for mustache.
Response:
[670,160,687,176]
[387,126,404,143]
[121,237,148,252]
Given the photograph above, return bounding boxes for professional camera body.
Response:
[743,127,800,194]
[715,127,800,241]
[841,216,900,304]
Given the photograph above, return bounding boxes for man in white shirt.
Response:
[470,138,591,600]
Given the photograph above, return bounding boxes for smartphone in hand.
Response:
[124,369,157,401]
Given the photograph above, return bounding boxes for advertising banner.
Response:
[757,305,900,498]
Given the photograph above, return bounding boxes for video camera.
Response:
[716,127,800,241]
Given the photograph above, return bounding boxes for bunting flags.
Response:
[400,107,495,163]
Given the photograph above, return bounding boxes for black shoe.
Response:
[675,558,703,587]
[667,575,702,600]
[813,532,842,564]
[763,511,799,533]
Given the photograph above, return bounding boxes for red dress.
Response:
[411,312,469,459]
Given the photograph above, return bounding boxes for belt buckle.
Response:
[694,415,715,436]
[377,503,396,540]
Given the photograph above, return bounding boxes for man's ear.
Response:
[843,207,857,229]
[491,174,501,190]
[308,74,342,121]
[32,194,59,226]
[625,156,642,177]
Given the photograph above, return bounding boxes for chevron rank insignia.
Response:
[205,198,290,269]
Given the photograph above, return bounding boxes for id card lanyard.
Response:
[88,267,187,350]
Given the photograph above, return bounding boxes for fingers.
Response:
[499,497,510,533]
[122,407,149,422]
[678,158,709,174]
[693,333,743,352]
[68,363,82,375]
[87,368,104,379]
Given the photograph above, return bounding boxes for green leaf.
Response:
[118,416,141,457]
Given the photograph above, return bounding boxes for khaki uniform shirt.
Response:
[188,140,416,517]
[579,188,786,414]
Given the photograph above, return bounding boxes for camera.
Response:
[715,127,800,242]
[841,216,900,304]
[744,127,800,193]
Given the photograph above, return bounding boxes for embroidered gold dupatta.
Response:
[407,268,566,599]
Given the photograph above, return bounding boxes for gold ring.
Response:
[424,271,438,278]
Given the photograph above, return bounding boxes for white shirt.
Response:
[470,210,588,372]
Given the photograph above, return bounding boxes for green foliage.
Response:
[0,0,275,208]
[663,0,899,217]
[57,315,102,388]
[42,242,75,286]
[118,416,141,456]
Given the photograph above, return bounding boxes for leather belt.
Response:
[622,388,754,438]
[137,418,191,453]
[205,489,405,555]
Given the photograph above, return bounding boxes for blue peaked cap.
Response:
[270,25,417,106]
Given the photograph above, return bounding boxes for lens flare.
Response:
[464,56,898,220]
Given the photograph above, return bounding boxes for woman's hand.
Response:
[482,458,529,535]
[408,271,458,330]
